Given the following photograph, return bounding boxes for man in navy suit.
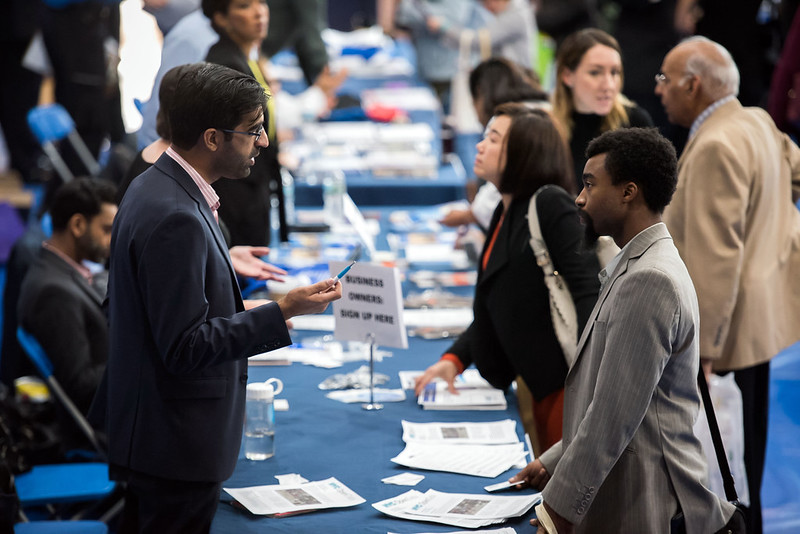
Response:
[104,62,341,532]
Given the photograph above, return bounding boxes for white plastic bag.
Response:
[693,373,750,506]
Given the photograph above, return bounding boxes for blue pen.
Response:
[327,260,356,291]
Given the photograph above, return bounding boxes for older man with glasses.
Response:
[656,36,800,534]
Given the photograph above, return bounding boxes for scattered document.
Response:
[401,420,519,445]
[403,308,474,330]
[288,314,335,331]
[275,473,309,485]
[404,243,469,266]
[224,477,364,516]
[391,442,526,478]
[251,345,343,369]
[373,489,540,528]
[326,388,407,404]
[484,480,526,493]
[399,369,490,391]
[387,528,517,534]
[286,309,475,334]
[381,473,425,486]
[418,382,508,411]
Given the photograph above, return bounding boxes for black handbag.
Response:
[670,368,748,534]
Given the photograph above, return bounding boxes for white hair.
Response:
[681,36,740,99]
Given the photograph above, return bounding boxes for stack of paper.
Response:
[417,381,507,411]
[373,489,541,528]
[392,420,527,478]
[398,369,491,391]
[223,477,364,517]
[391,442,526,478]
[387,529,517,534]
[401,419,519,445]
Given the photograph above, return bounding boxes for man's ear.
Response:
[68,213,88,238]
[621,181,639,204]
[684,74,699,95]
[203,128,221,152]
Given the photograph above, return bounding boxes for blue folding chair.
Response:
[15,328,119,522]
[16,328,104,456]
[26,104,101,183]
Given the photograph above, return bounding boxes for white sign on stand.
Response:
[342,193,377,258]
[330,260,407,350]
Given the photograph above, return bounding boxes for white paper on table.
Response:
[387,528,517,534]
[372,489,497,529]
[398,369,490,391]
[401,419,519,445]
[402,308,474,329]
[289,314,335,331]
[391,442,526,478]
[275,473,309,485]
[418,382,507,411]
[325,388,407,404]
[405,243,469,265]
[260,345,344,369]
[361,87,442,112]
[223,477,364,516]
[381,472,425,486]
[405,489,541,520]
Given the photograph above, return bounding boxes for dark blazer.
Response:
[18,247,107,415]
[447,186,600,400]
[105,153,291,483]
[205,32,283,245]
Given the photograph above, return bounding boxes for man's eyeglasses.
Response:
[655,72,691,86]
[219,125,264,142]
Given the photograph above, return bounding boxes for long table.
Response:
[211,334,537,533]
[294,159,467,208]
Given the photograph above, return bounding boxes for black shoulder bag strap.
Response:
[696,367,740,506]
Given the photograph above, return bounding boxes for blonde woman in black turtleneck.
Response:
[553,28,653,192]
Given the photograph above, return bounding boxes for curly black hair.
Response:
[586,127,677,213]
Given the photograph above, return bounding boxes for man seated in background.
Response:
[17,178,117,449]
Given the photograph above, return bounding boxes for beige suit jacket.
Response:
[539,224,734,533]
[664,99,800,371]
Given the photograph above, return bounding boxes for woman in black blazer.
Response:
[203,0,284,246]
[415,104,600,449]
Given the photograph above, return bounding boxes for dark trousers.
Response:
[113,467,222,534]
[733,361,770,534]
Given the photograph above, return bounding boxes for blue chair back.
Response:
[26,104,75,145]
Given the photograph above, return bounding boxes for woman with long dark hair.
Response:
[415,104,600,449]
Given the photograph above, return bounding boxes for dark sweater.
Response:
[569,105,653,192]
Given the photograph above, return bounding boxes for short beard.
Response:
[581,212,600,250]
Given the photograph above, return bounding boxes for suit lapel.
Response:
[153,155,242,302]
[569,225,672,371]
[40,248,104,307]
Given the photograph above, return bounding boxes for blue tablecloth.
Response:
[211,334,536,533]
[212,206,533,532]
